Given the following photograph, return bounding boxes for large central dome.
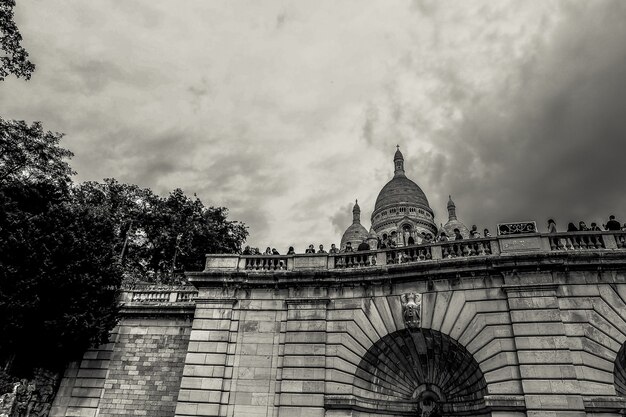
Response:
[370,147,437,241]
[374,176,430,212]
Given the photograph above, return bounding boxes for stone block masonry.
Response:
[50,315,192,417]
[50,246,626,416]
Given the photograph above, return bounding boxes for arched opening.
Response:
[351,328,490,416]
[614,342,626,396]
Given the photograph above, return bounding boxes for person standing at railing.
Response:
[579,221,589,231]
[305,244,316,254]
[566,222,579,249]
[470,225,481,239]
[272,248,280,255]
[344,242,354,252]
[483,229,491,237]
[264,247,272,255]
[287,246,295,255]
[547,219,557,233]
[329,244,339,254]
[604,215,622,231]
[454,228,464,240]
[318,244,327,254]
[437,232,448,242]
[546,219,560,249]
[590,223,601,231]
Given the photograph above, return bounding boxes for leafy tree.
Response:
[0,0,35,81]
[75,180,248,283]
[0,119,120,371]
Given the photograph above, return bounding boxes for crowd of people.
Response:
[547,215,626,233]
[240,215,625,256]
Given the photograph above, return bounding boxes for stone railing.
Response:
[124,286,198,304]
[440,238,494,258]
[547,231,606,251]
[244,255,289,271]
[204,232,626,272]
[335,251,378,268]
[385,245,432,264]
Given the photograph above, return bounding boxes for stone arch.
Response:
[615,341,626,396]
[352,328,490,416]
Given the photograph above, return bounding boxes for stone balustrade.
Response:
[124,287,198,304]
[204,231,626,272]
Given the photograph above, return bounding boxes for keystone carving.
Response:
[401,293,422,330]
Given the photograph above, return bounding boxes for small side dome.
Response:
[442,195,470,238]
[341,199,369,250]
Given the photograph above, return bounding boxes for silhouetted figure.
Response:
[438,232,448,242]
[344,242,353,252]
[272,248,280,255]
[470,225,480,238]
[264,247,272,255]
[242,246,252,255]
[547,219,557,233]
[454,228,463,240]
[567,223,578,232]
[484,229,491,237]
[590,223,601,231]
[318,244,327,254]
[358,241,370,251]
[305,244,315,254]
[287,246,295,255]
[605,215,621,231]
[578,221,589,231]
[329,244,338,254]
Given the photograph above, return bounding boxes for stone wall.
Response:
[49,248,626,416]
[50,316,192,417]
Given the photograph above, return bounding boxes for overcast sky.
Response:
[2,1,626,251]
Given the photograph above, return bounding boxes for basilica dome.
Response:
[340,200,369,250]
[442,195,470,239]
[370,147,437,240]
[374,176,430,213]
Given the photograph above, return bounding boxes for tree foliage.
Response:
[75,180,248,283]
[0,118,248,371]
[0,0,35,81]
[0,119,120,370]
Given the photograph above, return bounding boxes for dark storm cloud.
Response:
[425,1,626,231]
[5,0,624,250]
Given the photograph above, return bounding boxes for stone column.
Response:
[175,297,237,417]
[277,297,329,417]
[504,282,586,417]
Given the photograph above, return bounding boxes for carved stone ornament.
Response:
[497,221,537,235]
[401,293,422,330]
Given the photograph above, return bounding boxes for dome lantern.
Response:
[394,145,405,177]
[352,199,361,224]
[447,195,457,221]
